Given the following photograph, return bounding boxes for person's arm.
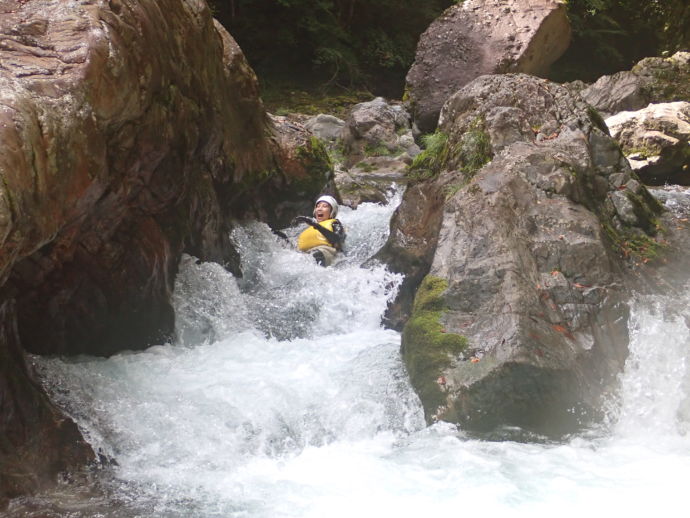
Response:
[327,220,345,250]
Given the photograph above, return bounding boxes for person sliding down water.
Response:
[293,195,346,266]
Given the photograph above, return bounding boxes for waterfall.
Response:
[16,187,690,517]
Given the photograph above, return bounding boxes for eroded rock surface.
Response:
[0,0,328,503]
[406,0,571,133]
[380,74,664,436]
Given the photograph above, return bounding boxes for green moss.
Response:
[402,275,469,416]
[641,65,690,103]
[261,84,372,119]
[625,189,664,235]
[359,161,379,173]
[625,146,657,159]
[364,143,396,157]
[288,137,333,196]
[602,220,667,263]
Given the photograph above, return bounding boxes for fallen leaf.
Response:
[553,324,575,339]
[470,357,480,363]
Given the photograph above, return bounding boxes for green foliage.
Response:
[409,120,492,183]
[210,0,454,96]
[602,222,667,263]
[451,119,492,178]
[409,131,449,179]
[551,0,690,82]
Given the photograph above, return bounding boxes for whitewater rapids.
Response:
[14,188,690,517]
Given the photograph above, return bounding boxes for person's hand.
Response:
[292,215,316,226]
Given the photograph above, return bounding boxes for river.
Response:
[9,188,690,517]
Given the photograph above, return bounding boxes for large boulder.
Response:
[0,0,268,357]
[380,73,664,436]
[0,0,329,503]
[406,0,571,133]
[0,299,94,509]
[335,157,409,209]
[605,102,690,185]
[341,97,418,167]
[580,52,690,118]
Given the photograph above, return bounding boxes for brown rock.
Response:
[0,299,94,507]
[406,0,571,133]
[0,0,329,502]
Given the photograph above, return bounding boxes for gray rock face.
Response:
[606,102,690,185]
[581,52,690,118]
[382,74,664,436]
[341,97,418,167]
[335,157,409,208]
[406,0,571,133]
[305,114,346,142]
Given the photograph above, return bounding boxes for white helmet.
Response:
[313,195,338,218]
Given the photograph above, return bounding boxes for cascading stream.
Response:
[20,187,690,517]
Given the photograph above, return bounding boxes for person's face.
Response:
[314,201,332,222]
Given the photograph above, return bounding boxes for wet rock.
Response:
[0,299,94,507]
[335,157,408,208]
[605,102,690,185]
[0,0,328,502]
[406,0,571,133]
[381,73,664,436]
[373,178,446,329]
[0,0,271,356]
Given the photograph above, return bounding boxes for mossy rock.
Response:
[640,58,690,104]
[402,275,468,419]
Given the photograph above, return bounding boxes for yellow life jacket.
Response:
[298,219,337,251]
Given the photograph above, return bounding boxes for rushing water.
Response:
[11,188,690,517]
